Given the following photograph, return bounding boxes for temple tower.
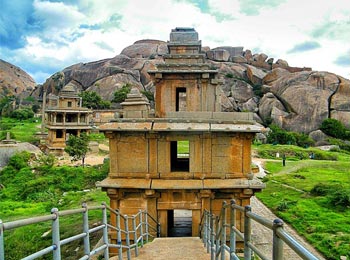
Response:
[98,28,264,241]
[44,82,93,155]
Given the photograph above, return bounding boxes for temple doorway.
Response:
[167,209,192,237]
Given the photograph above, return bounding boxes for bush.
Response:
[141,90,154,102]
[10,108,34,120]
[291,132,315,147]
[310,183,342,196]
[267,124,296,145]
[310,183,350,208]
[112,83,131,103]
[328,189,350,208]
[7,151,31,170]
[320,118,349,140]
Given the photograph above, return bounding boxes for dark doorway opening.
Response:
[168,209,192,237]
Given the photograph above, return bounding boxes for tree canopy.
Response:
[64,133,90,166]
[79,91,111,109]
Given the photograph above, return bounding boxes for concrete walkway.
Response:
[115,237,212,260]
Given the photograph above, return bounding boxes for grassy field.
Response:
[255,145,350,259]
[0,117,41,143]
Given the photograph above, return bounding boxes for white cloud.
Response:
[1,0,350,83]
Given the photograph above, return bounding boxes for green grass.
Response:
[0,152,109,259]
[0,117,41,143]
[256,145,350,259]
[177,140,189,154]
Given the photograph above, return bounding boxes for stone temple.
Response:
[98,27,265,243]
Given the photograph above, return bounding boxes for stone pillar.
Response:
[159,210,168,237]
[144,189,159,237]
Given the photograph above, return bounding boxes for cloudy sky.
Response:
[1,0,350,84]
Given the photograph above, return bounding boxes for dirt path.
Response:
[251,159,325,259]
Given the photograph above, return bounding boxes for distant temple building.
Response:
[44,82,93,155]
[98,28,264,242]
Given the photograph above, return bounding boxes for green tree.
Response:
[112,83,131,103]
[10,108,34,120]
[64,133,90,167]
[79,91,111,109]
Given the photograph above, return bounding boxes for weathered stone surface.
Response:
[206,49,230,61]
[242,98,258,112]
[230,80,254,103]
[87,74,143,101]
[331,110,350,129]
[232,55,247,63]
[121,39,167,58]
[243,49,253,63]
[275,59,289,67]
[213,46,244,57]
[246,65,267,85]
[258,92,286,123]
[220,89,235,112]
[0,59,36,97]
[309,130,329,146]
[330,76,350,111]
[263,68,290,85]
[261,84,272,94]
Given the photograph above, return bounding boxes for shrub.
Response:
[310,183,350,208]
[328,189,350,208]
[276,199,296,211]
[291,132,315,147]
[267,124,296,145]
[310,183,341,196]
[112,83,131,103]
[141,90,154,102]
[320,118,348,140]
[10,108,34,120]
[7,151,31,170]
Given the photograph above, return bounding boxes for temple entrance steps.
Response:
[114,237,213,260]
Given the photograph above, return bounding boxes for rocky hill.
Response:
[28,39,350,135]
[0,59,36,98]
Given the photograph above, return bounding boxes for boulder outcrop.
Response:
[27,38,350,134]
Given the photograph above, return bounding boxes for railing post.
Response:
[273,219,284,260]
[230,200,236,260]
[203,211,207,246]
[124,216,131,260]
[221,202,227,260]
[215,216,220,260]
[51,208,61,260]
[244,205,252,260]
[144,212,149,242]
[139,210,144,247]
[82,203,91,257]
[102,203,109,260]
[206,211,210,253]
[0,219,4,260]
[117,212,122,260]
[132,215,139,257]
[210,213,215,260]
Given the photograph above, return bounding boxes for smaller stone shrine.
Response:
[44,82,93,155]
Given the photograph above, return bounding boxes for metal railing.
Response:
[199,200,319,260]
[0,202,160,260]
